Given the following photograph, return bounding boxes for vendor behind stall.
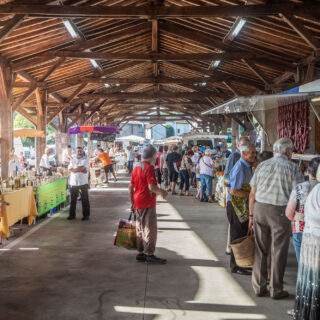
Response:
[39,147,55,175]
[9,149,20,177]
[62,145,73,167]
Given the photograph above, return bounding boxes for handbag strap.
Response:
[201,157,213,169]
[128,211,136,221]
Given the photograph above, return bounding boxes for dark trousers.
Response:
[69,184,90,218]
[163,168,169,188]
[127,161,134,174]
[155,168,162,185]
[226,201,249,271]
[179,170,190,191]
[252,202,290,297]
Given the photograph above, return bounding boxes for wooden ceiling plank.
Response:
[12,23,149,72]
[161,21,294,71]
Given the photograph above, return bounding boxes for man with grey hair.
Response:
[227,141,256,275]
[249,138,303,299]
[129,145,168,264]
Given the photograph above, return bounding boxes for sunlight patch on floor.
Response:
[188,266,256,306]
[157,200,218,261]
[114,306,267,320]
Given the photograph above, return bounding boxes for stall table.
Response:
[0,186,37,238]
[36,178,68,216]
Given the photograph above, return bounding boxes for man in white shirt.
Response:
[68,146,90,221]
[40,148,54,175]
[62,145,73,167]
[199,149,214,202]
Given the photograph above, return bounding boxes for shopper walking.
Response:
[286,157,320,263]
[166,145,182,195]
[179,150,193,196]
[96,148,117,184]
[250,138,303,299]
[227,142,256,275]
[293,183,320,320]
[160,145,169,190]
[199,149,214,202]
[129,146,168,264]
[126,146,134,174]
[68,146,90,221]
[155,146,163,186]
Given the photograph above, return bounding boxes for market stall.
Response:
[0,186,37,238]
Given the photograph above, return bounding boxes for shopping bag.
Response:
[230,231,255,268]
[114,212,137,250]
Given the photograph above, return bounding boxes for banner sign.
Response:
[90,133,116,142]
[36,178,68,216]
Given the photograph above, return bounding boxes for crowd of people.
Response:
[128,138,320,319]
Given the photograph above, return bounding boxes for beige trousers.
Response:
[252,202,291,297]
[135,207,157,255]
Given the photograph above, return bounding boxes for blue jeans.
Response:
[200,174,213,199]
[179,170,190,192]
[292,232,303,263]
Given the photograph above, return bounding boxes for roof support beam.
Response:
[80,91,224,101]
[11,51,290,72]
[281,14,320,51]
[0,14,25,44]
[242,59,270,88]
[12,58,65,111]
[0,4,318,18]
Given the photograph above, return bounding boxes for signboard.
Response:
[90,133,116,142]
[36,178,68,216]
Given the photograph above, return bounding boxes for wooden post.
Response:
[76,111,84,148]
[0,62,13,179]
[35,88,47,170]
[55,111,70,165]
[231,119,239,150]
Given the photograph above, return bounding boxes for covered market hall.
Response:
[0,1,320,319]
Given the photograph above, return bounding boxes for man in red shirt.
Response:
[129,146,168,264]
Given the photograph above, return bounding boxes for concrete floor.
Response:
[0,175,297,320]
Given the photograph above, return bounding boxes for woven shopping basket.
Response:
[230,232,255,268]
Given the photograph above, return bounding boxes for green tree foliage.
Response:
[165,124,175,138]
[13,113,35,148]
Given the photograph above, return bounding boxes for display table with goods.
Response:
[215,171,226,208]
[89,161,107,187]
[0,186,37,238]
[35,176,68,217]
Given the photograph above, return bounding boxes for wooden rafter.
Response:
[242,59,270,88]
[0,4,318,18]
[12,58,65,111]
[281,14,320,51]
[0,14,25,44]
[11,51,297,66]
[79,91,226,101]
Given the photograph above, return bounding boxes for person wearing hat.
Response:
[129,145,168,264]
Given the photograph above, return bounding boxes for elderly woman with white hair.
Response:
[249,138,304,300]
